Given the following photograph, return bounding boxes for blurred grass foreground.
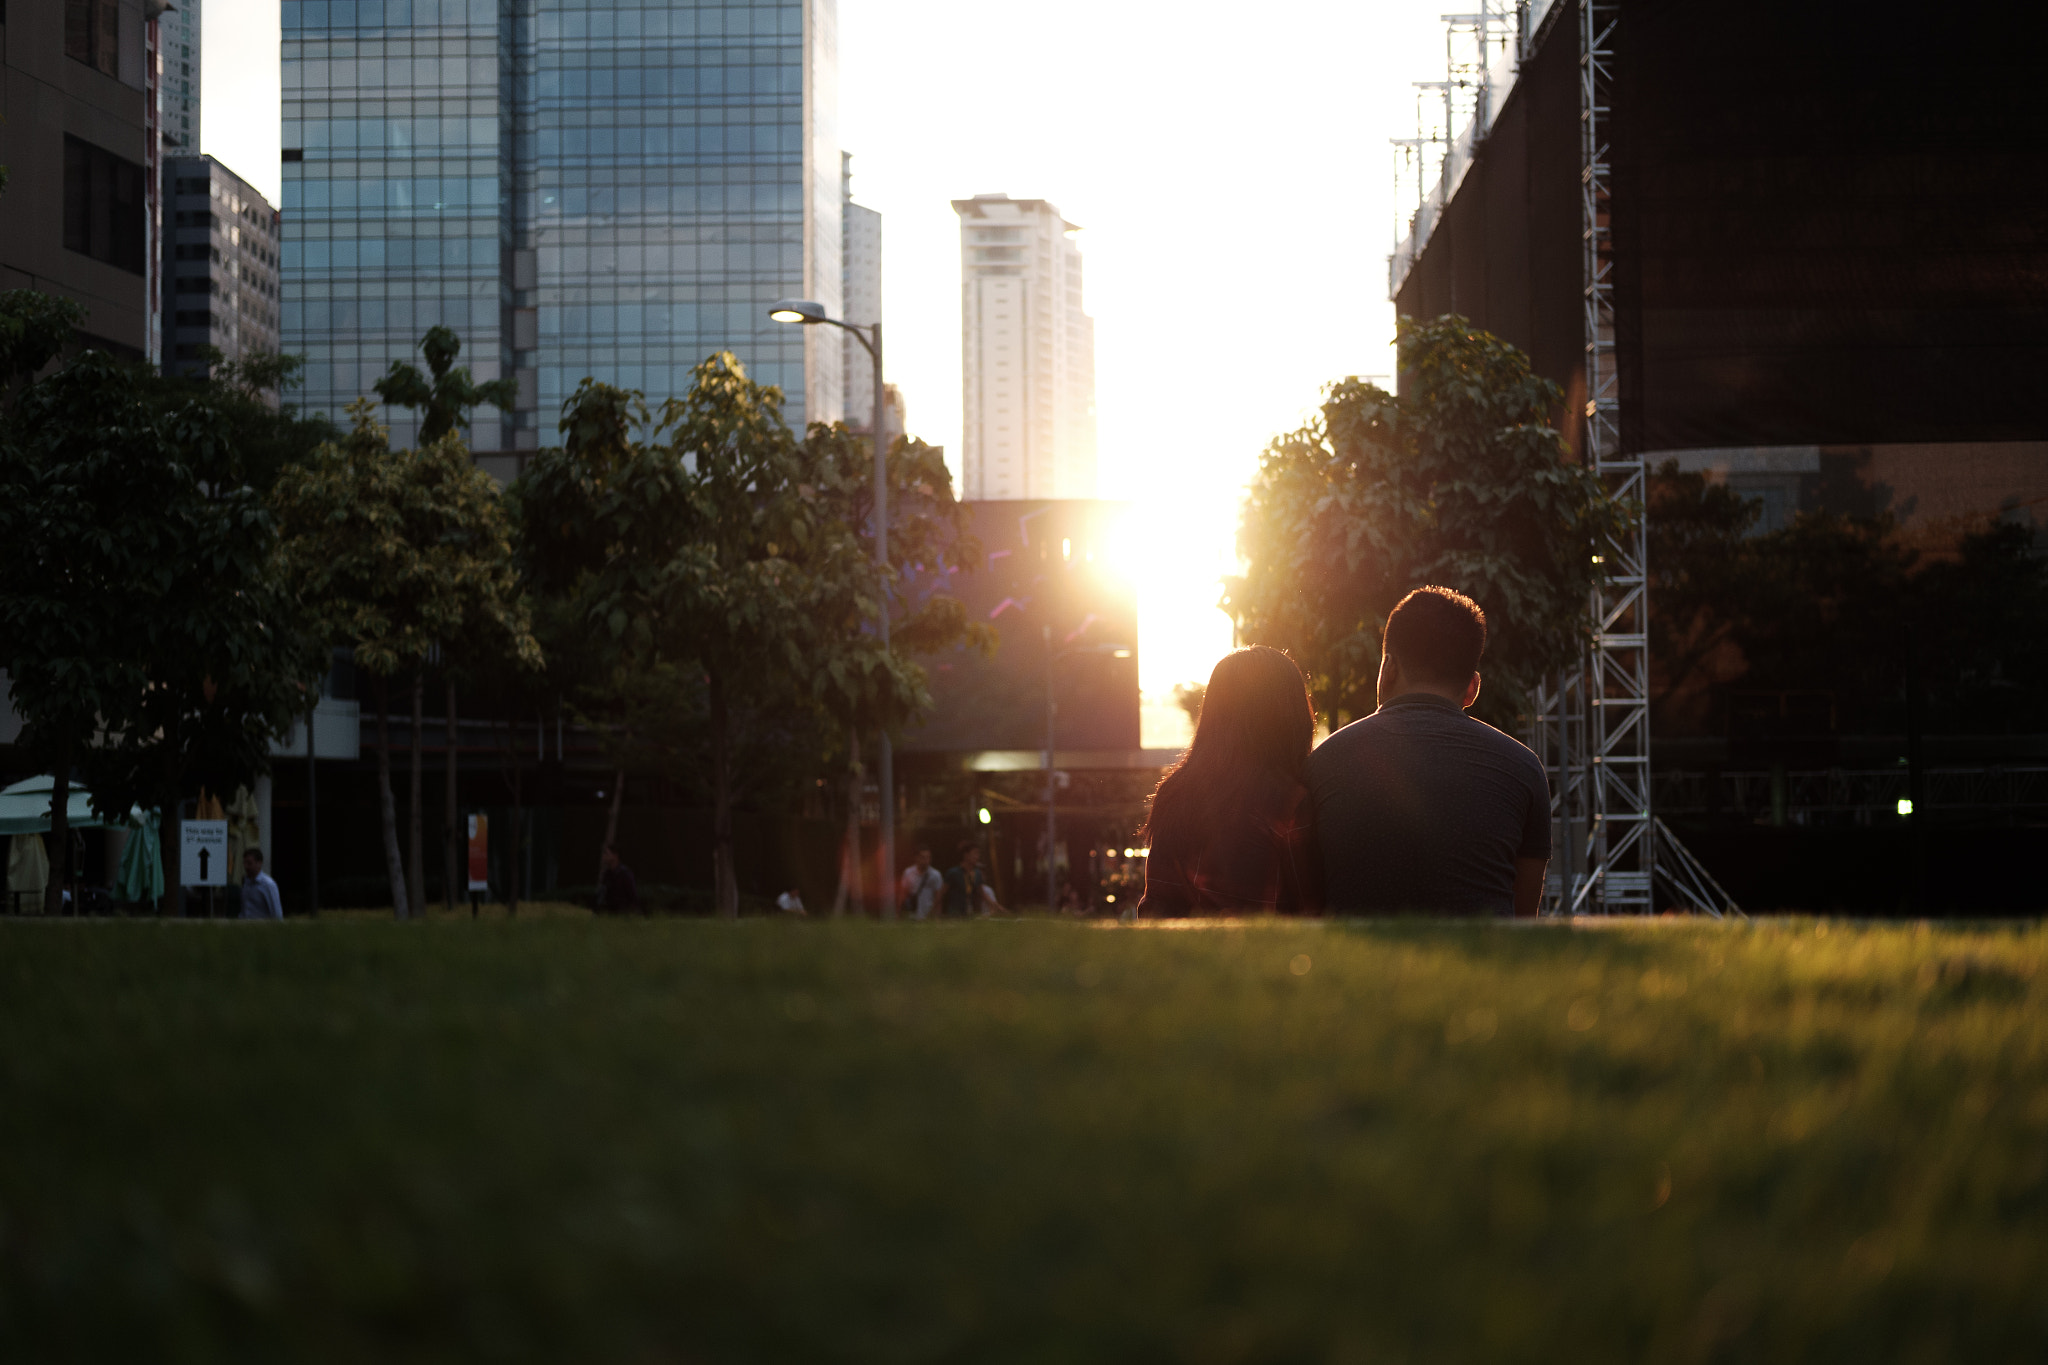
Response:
[3,918,2044,1362]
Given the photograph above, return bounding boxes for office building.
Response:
[157,0,198,153]
[953,193,1096,500]
[162,155,281,378]
[0,0,154,357]
[281,0,843,459]
[840,151,882,429]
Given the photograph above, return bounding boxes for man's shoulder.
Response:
[1459,712,1545,769]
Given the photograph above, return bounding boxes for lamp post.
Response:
[1043,634,1134,913]
[768,298,894,915]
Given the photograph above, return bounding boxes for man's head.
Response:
[914,846,932,871]
[602,843,619,871]
[243,848,264,878]
[958,841,981,870]
[1378,586,1487,709]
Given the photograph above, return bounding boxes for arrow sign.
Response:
[181,820,228,887]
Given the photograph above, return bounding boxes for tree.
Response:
[1225,316,1629,729]
[515,359,986,918]
[373,324,517,444]
[1646,463,2048,738]
[0,326,321,914]
[173,347,342,493]
[272,402,539,918]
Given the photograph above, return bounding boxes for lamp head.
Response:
[768,298,827,324]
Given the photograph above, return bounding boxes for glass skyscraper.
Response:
[281,0,842,456]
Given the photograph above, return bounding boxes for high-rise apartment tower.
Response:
[953,193,1096,500]
[163,155,281,379]
[281,0,843,461]
[158,0,199,153]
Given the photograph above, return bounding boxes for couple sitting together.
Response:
[1138,586,1550,918]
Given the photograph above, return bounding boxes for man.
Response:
[899,846,944,921]
[599,843,640,914]
[1306,586,1550,917]
[941,842,1005,918]
[239,848,284,920]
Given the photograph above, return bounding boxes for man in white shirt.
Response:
[239,849,284,920]
[898,846,944,920]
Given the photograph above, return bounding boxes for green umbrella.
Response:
[117,811,165,906]
[0,776,110,836]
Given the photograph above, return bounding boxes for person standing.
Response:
[1306,586,1550,917]
[898,846,944,920]
[239,848,284,920]
[941,843,1004,917]
[599,844,641,914]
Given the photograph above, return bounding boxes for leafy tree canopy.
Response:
[272,399,540,681]
[0,340,323,904]
[372,324,517,444]
[1226,316,1628,728]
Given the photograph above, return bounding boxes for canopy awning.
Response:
[0,777,138,836]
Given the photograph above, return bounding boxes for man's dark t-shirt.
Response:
[1305,693,1550,915]
[941,864,988,917]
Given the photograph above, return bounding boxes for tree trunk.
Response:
[158,726,182,917]
[407,671,425,916]
[376,675,409,918]
[508,763,523,919]
[444,677,458,914]
[831,729,860,918]
[42,730,73,916]
[306,696,320,916]
[597,766,624,910]
[708,668,738,918]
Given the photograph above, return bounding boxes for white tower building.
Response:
[954,194,1096,500]
[843,154,883,431]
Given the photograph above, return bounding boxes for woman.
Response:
[1137,646,1321,916]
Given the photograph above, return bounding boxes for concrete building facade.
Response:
[157,0,198,154]
[162,155,281,379]
[840,153,879,430]
[281,0,844,460]
[0,0,155,357]
[954,193,1096,501]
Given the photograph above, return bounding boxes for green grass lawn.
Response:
[2,917,2043,1363]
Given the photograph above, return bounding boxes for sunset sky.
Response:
[206,0,1451,697]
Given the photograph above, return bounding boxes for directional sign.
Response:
[181,819,228,887]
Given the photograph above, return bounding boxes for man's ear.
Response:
[1462,672,1482,710]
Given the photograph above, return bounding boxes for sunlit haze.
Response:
[205,0,1448,704]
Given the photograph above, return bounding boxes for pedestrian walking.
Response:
[239,848,284,920]
[898,846,944,920]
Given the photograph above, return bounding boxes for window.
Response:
[64,0,118,76]
[63,136,145,274]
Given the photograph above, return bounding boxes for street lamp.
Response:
[1043,629,1134,913]
[768,298,893,916]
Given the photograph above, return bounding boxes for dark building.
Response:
[162,155,282,379]
[1392,0,2048,910]
[902,500,1141,759]
[1394,0,2048,528]
[0,0,157,357]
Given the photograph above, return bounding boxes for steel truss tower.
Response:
[1528,0,1736,917]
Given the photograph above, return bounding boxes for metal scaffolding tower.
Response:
[1391,0,1738,915]
[1572,0,1656,911]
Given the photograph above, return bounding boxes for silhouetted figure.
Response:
[1306,586,1549,917]
[1138,646,1320,917]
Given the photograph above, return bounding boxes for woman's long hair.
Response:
[1143,646,1314,842]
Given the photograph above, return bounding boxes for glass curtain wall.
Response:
[282,0,515,450]
[282,0,838,447]
[516,0,836,433]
